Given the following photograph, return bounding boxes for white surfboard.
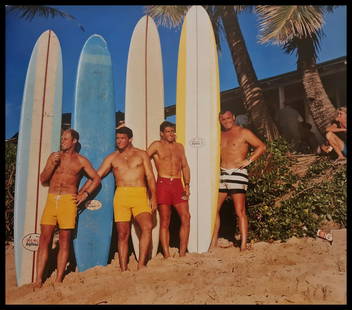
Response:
[176,6,221,253]
[14,30,62,286]
[125,15,164,260]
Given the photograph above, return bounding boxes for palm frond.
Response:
[233,5,253,14]
[204,6,224,53]
[7,5,85,31]
[145,5,190,28]
[256,5,325,45]
[283,30,323,58]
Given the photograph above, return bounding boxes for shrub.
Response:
[5,141,17,242]
[245,138,346,242]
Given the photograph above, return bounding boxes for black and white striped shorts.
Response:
[219,167,248,194]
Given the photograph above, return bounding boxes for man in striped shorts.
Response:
[210,110,266,251]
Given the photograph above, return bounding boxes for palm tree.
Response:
[6,5,85,31]
[256,5,338,137]
[146,5,279,141]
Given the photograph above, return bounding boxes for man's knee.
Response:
[39,233,52,246]
[138,216,153,232]
[325,131,334,141]
[180,212,191,226]
[235,208,247,218]
[117,228,130,242]
[160,218,170,229]
[141,220,153,232]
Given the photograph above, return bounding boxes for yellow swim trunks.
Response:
[114,187,151,222]
[40,194,77,229]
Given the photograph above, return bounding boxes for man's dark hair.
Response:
[160,121,175,132]
[116,126,133,139]
[219,108,234,116]
[66,128,79,141]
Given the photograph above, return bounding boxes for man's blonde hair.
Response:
[337,107,346,113]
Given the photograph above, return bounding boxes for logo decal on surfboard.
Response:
[189,136,204,148]
[85,199,102,211]
[22,233,40,252]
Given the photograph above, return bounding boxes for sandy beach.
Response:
[5,228,346,305]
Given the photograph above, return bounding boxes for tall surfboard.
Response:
[14,30,62,286]
[73,34,115,272]
[125,15,163,260]
[176,6,221,253]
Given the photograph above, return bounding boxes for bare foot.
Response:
[137,264,147,271]
[209,244,217,251]
[240,243,252,252]
[333,157,346,164]
[218,238,233,248]
[32,281,43,291]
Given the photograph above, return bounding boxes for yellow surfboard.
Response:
[176,6,220,253]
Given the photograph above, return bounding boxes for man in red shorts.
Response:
[147,121,191,258]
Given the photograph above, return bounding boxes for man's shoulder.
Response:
[223,126,251,138]
[133,147,148,156]
[74,153,90,165]
[175,141,185,149]
[151,140,162,147]
[105,150,119,160]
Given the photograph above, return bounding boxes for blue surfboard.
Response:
[73,34,115,272]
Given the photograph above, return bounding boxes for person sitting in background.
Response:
[325,107,347,162]
[235,114,249,128]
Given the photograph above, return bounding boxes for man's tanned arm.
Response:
[76,157,101,205]
[142,151,157,212]
[40,152,60,186]
[180,144,190,195]
[78,153,113,196]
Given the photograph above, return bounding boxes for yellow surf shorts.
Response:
[40,194,77,229]
[114,187,151,222]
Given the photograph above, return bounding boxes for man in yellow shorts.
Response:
[80,126,157,271]
[34,129,100,288]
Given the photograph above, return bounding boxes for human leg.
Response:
[173,202,191,256]
[34,224,56,287]
[158,204,172,258]
[116,221,131,271]
[231,193,248,251]
[326,131,345,160]
[134,212,153,269]
[210,192,228,249]
[56,229,72,282]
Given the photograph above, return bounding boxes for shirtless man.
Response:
[210,110,266,251]
[147,121,191,258]
[325,107,347,162]
[81,126,157,271]
[34,129,100,288]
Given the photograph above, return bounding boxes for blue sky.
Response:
[5,5,347,139]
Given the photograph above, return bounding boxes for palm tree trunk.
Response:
[220,8,279,141]
[302,68,336,137]
[297,43,337,137]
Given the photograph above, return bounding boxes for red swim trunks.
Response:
[156,177,187,205]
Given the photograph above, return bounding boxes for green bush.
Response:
[5,141,17,242]
[245,138,346,242]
